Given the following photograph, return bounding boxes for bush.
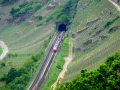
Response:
[6,68,19,84]
[1,62,5,66]
[36,16,42,20]
[0,0,18,4]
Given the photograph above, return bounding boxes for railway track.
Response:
[28,31,65,90]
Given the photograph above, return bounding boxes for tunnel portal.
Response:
[55,22,67,31]
[58,24,66,31]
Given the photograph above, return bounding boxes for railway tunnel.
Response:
[55,22,67,31]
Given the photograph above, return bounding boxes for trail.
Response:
[108,0,120,11]
[51,39,73,90]
[0,40,8,60]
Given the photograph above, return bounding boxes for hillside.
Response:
[0,0,120,90]
[0,0,68,89]
[62,0,120,82]
[56,53,120,90]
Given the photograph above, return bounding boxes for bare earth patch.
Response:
[51,40,73,90]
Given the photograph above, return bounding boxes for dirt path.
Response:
[0,40,8,60]
[108,0,120,11]
[51,39,73,90]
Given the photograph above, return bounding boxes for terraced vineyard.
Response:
[62,0,120,82]
[0,0,120,89]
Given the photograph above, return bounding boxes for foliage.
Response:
[5,68,19,84]
[104,16,120,28]
[118,0,120,3]
[10,2,38,19]
[36,15,42,20]
[9,0,50,23]
[56,53,120,90]
[1,62,6,66]
[45,0,79,25]
[7,53,18,58]
[94,0,101,3]
[0,0,18,5]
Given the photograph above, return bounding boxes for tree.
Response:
[31,55,38,62]
[6,68,18,84]
[57,14,69,23]
[18,67,28,76]
[1,62,5,66]
[0,0,18,4]
[23,59,34,70]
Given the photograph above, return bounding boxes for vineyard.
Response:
[62,0,120,82]
[0,0,120,89]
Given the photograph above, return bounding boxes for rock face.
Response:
[87,17,101,25]
[99,35,108,40]
[83,39,93,46]
[92,27,105,37]
[109,25,120,33]
[72,27,89,38]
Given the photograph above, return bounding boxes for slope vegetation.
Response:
[56,53,120,90]
[62,0,120,82]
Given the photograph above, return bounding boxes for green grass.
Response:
[40,37,69,90]
[0,46,2,55]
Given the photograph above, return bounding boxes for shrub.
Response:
[1,62,5,66]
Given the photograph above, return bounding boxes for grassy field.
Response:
[0,46,2,55]
[62,0,120,82]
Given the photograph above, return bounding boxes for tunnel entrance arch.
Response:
[55,22,67,31]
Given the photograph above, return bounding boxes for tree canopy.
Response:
[56,53,120,90]
[0,0,18,4]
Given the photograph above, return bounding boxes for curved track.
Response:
[28,31,65,90]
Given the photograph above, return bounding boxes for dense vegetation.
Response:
[9,0,49,23]
[56,53,120,90]
[104,16,120,28]
[0,0,18,5]
[45,0,79,25]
